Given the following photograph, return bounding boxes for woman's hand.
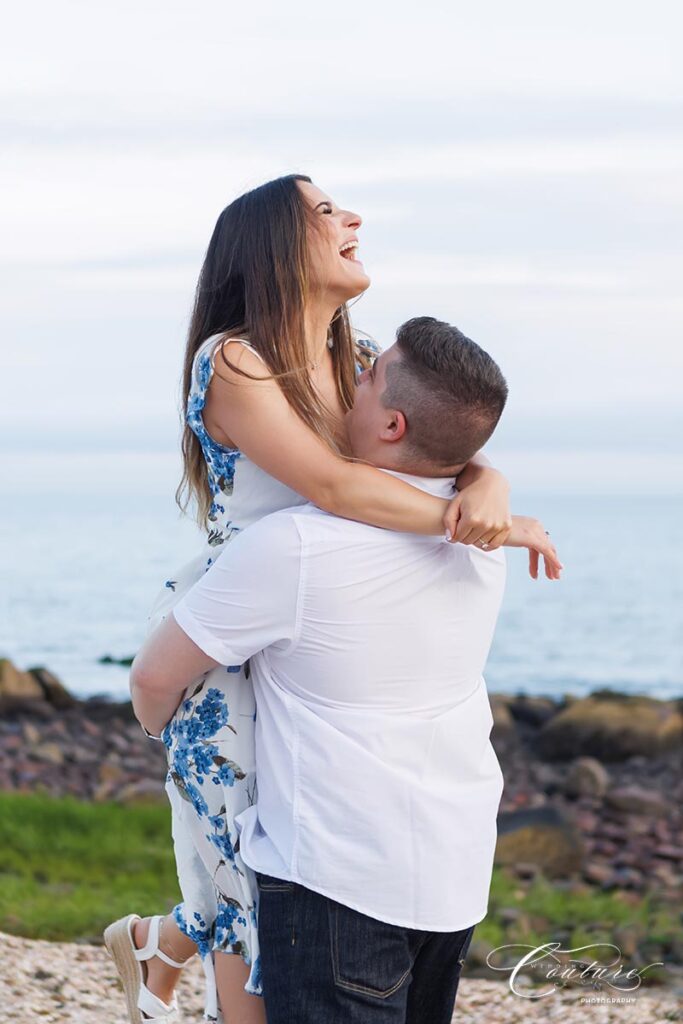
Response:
[445,468,512,549]
[505,516,564,580]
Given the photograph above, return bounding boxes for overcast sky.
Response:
[2,0,682,489]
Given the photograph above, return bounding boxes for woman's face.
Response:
[298,180,371,303]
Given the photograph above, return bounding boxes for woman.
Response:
[104,174,560,1024]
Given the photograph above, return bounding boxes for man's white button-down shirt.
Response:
[173,471,506,932]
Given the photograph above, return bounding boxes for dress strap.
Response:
[210,336,266,371]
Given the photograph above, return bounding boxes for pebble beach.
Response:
[1,931,680,1024]
[1,659,681,1020]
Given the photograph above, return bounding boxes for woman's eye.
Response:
[321,205,333,215]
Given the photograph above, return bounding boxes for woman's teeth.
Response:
[339,241,359,261]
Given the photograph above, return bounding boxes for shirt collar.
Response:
[378,468,457,500]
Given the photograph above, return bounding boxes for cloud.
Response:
[1,0,681,470]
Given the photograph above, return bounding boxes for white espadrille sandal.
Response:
[104,914,185,1023]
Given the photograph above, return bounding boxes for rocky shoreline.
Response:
[1,658,682,991]
[1,659,681,893]
[0,660,168,804]
[490,691,683,897]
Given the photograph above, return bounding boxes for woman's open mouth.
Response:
[339,240,361,264]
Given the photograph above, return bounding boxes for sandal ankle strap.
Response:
[134,915,187,970]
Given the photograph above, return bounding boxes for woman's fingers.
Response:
[453,518,480,544]
[541,541,562,579]
[455,520,511,547]
[484,527,511,551]
[443,496,462,542]
[529,548,540,579]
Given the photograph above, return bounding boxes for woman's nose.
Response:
[344,208,362,229]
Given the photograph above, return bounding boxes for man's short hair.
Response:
[383,317,508,470]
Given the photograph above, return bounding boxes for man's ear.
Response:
[378,409,407,444]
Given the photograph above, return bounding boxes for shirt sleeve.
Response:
[172,511,302,666]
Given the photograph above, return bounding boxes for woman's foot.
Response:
[104,913,196,1022]
[132,916,189,1009]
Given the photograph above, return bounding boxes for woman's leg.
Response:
[215,954,267,1024]
[162,670,263,1016]
[131,914,197,1008]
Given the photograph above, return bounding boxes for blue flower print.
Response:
[213,895,248,952]
[217,763,236,787]
[193,742,220,776]
[196,687,230,737]
[184,780,209,816]
[166,684,245,811]
[173,904,212,959]
[197,352,212,392]
[209,828,235,865]
[250,956,262,993]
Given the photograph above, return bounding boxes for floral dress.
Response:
[148,333,378,1022]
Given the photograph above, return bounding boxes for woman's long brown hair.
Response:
[177,174,364,525]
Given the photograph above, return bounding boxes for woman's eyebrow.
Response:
[314,200,333,209]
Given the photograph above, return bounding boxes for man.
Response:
[132,317,552,1023]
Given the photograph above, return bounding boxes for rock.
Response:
[92,780,117,802]
[68,747,98,765]
[511,861,540,880]
[107,731,131,755]
[489,696,516,742]
[627,815,652,836]
[495,806,584,878]
[583,861,616,887]
[30,742,65,766]
[0,659,45,707]
[651,862,681,888]
[22,722,41,745]
[538,693,683,761]
[563,756,610,799]
[605,785,669,817]
[575,809,599,833]
[81,718,102,739]
[98,760,127,785]
[27,667,78,710]
[99,654,134,666]
[44,718,68,737]
[614,850,642,868]
[464,938,495,968]
[654,844,683,861]
[532,762,562,792]
[600,821,628,840]
[508,694,559,727]
[612,867,645,890]
[652,818,672,842]
[116,779,165,805]
[593,839,619,857]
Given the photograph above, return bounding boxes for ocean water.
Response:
[1,453,682,701]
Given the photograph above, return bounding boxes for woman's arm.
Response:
[203,342,512,541]
[203,345,558,577]
[448,452,512,548]
[204,343,448,535]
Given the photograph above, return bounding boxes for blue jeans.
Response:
[256,873,475,1024]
